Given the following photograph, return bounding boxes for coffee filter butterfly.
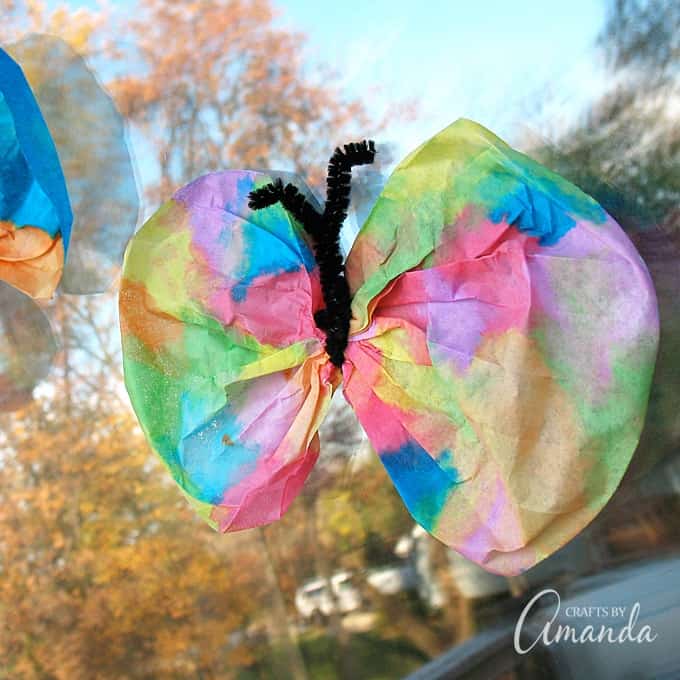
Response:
[0,34,139,410]
[119,118,659,576]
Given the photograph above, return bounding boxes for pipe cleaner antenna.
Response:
[248,140,376,368]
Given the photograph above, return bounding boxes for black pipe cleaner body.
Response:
[248,140,376,368]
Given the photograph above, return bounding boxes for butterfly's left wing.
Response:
[0,45,71,299]
[343,119,659,575]
[120,170,335,532]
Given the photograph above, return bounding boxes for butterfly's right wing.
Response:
[343,119,659,575]
[120,171,336,532]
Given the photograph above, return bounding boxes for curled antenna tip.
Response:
[248,178,284,210]
[247,137,378,368]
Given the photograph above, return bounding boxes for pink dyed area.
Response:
[343,344,410,454]
[457,475,525,565]
[351,233,532,372]
[215,353,331,532]
[218,441,319,531]
[175,170,254,219]
[174,172,255,277]
[434,209,512,263]
[526,216,659,388]
[208,268,324,347]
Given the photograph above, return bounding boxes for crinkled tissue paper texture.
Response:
[120,118,659,576]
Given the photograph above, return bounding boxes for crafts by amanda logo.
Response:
[514,589,658,654]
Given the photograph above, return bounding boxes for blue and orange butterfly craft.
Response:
[0,34,138,409]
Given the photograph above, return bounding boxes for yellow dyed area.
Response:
[460,330,589,516]
[121,201,196,315]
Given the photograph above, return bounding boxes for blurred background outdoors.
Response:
[0,0,679,678]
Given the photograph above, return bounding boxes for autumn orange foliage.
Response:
[111,0,379,199]
[0,301,270,678]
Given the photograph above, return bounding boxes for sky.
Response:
[50,0,612,218]
[275,0,610,243]
[273,0,609,152]
[58,0,609,144]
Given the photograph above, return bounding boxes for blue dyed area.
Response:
[230,174,317,301]
[478,156,605,247]
[177,393,259,505]
[0,48,72,249]
[379,440,459,532]
[0,99,30,214]
[230,226,303,301]
[231,281,248,303]
[489,187,577,246]
[237,174,317,271]
[437,448,458,475]
[8,179,60,231]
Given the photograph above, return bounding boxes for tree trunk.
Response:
[258,529,309,680]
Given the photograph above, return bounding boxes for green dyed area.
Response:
[530,319,657,509]
[122,201,200,322]
[580,341,657,507]
[121,198,314,507]
[123,317,311,504]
